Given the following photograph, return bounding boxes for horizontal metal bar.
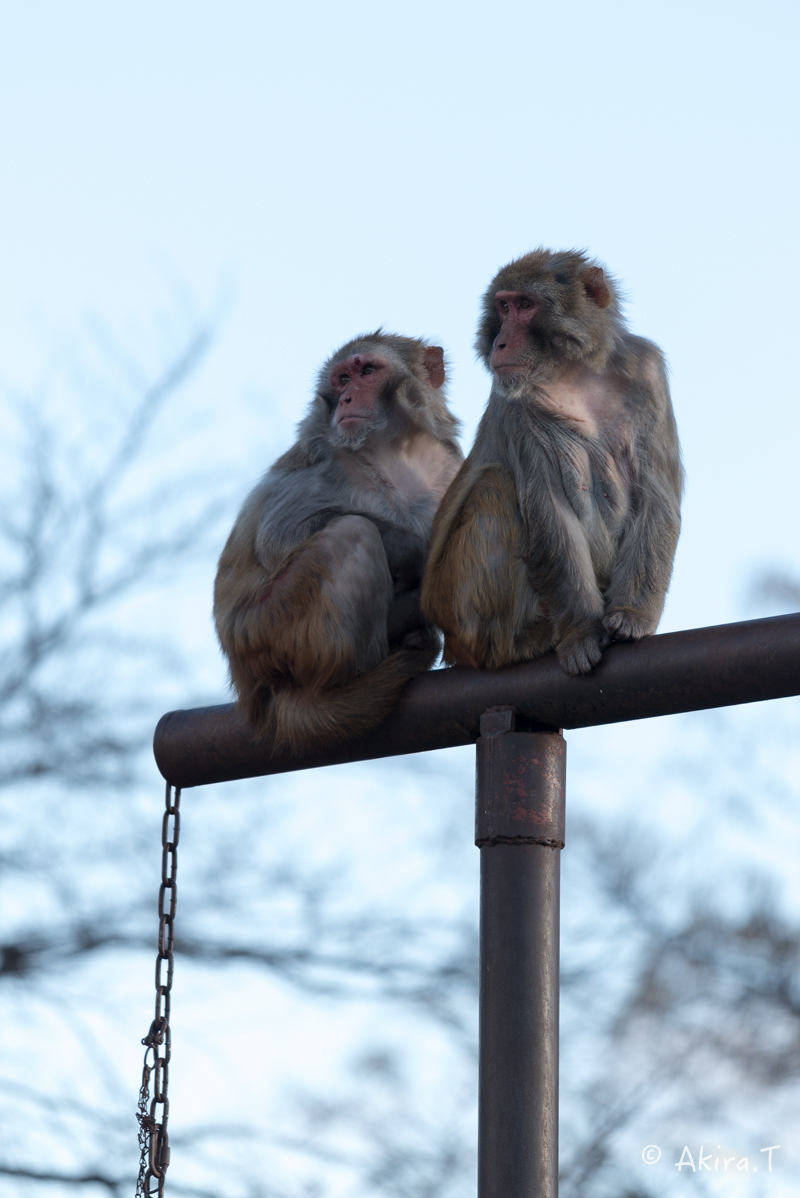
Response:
[154,613,800,787]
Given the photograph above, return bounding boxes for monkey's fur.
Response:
[421,249,684,675]
[214,333,462,752]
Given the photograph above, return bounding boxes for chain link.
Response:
[136,782,181,1197]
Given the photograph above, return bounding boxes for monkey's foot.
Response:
[603,609,654,641]
[556,626,607,675]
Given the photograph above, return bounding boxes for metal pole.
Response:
[476,708,566,1198]
[154,613,800,787]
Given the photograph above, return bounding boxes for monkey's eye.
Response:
[362,363,375,375]
[519,298,531,309]
[339,373,350,385]
[499,301,509,314]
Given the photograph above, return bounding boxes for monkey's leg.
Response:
[427,467,545,670]
[223,514,393,724]
[253,514,393,691]
[546,519,609,675]
[260,515,438,752]
[229,515,438,750]
[602,506,681,643]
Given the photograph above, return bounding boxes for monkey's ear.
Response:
[581,267,612,309]
[422,346,446,389]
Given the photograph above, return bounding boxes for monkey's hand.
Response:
[603,608,656,642]
[556,623,609,676]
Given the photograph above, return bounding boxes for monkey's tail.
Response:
[262,634,440,756]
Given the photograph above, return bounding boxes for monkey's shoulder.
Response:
[464,394,540,468]
[622,332,666,362]
[613,335,670,397]
[246,454,330,503]
[271,438,321,473]
[227,454,340,553]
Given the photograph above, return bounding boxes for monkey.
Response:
[421,249,684,676]
[213,332,463,752]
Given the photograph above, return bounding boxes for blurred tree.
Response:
[284,768,800,1198]
[748,570,800,615]
[0,319,217,791]
[1,308,798,1196]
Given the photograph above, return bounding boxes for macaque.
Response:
[421,249,683,675]
[214,332,463,751]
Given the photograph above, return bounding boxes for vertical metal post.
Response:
[476,708,566,1198]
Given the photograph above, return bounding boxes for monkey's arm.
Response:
[522,483,609,672]
[253,461,428,597]
[218,465,432,664]
[252,465,355,572]
[503,412,607,674]
[215,511,439,750]
[216,512,394,699]
[603,365,684,640]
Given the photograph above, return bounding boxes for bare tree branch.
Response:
[747,566,800,614]
[0,315,223,791]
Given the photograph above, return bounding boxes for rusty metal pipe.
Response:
[476,713,565,1198]
[154,614,800,787]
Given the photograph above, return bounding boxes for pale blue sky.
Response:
[1,0,798,656]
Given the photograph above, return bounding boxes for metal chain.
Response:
[136,782,181,1197]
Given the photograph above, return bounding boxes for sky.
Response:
[1,3,799,1192]
[1,0,799,653]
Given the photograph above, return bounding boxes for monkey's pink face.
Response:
[330,354,390,430]
[490,291,539,374]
